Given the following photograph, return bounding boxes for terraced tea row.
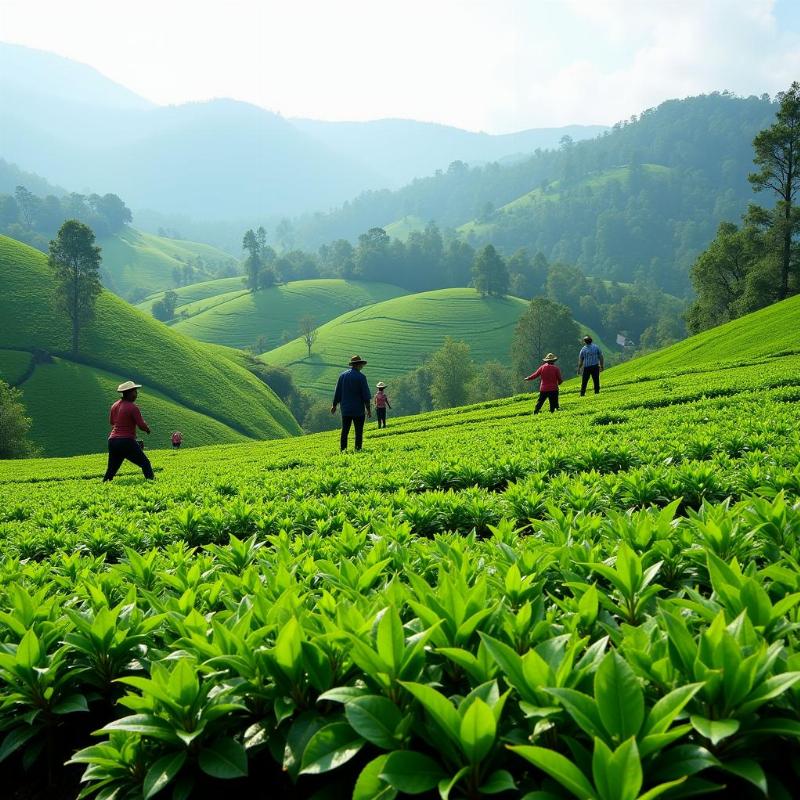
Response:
[1,346,800,797]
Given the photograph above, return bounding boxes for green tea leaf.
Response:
[480,769,517,794]
[719,759,768,795]
[509,745,597,799]
[198,737,248,779]
[689,715,740,745]
[345,695,403,750]
[274,617,303,681]
[379,750,447,794]
[459,697,495,763]
[594,652,644,741]
[299,722,364,775]
[399,681,460,745]
[376,607,404,674]
[353,754,397,800]
[143,751,186,799]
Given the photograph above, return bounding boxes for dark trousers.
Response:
[340,415,366,451]
[376,408,387,428]
[103,437,154,481]
[581,365,601,395]
[534,391,559,413]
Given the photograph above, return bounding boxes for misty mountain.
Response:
[291,118,607,188]
[0,43,605,220]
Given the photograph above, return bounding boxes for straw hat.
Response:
[543,353,558,362]
[117,380,142,393]
[349,355,367,366]
[376,381,386,389]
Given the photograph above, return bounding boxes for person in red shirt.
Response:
[102,380,154,482]
[524,353,563,414]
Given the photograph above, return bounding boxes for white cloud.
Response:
[505,0,798,129]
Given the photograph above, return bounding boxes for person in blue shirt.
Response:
[331,355,372,451]
[577,336,604,396]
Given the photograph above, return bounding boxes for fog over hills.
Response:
[0,43,605,220]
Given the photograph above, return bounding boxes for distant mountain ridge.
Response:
[291,118,608,188]
[0,42,605,219]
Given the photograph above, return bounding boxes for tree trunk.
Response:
[782,208,791,300]
[72,261,79,355]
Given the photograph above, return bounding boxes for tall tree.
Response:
[471,244,509,297]
[355,227,391,281]
[685,222,761,333]
[242,229,261,291]
[429,337,475,410]
[14,185,37,228]
[511,298,579,388]
[48,220,102,355]
[748,82,800,300]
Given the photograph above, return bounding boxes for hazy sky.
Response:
[1,0,798,133]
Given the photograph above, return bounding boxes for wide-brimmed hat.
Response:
[349,355,367,366]
[117,380,142,393]
[543,353,558,362]
[376,381,386,389]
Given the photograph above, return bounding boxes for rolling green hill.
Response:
[99,227,238,299]
[0,235,299,456]
[606,293,800,383]
[136,277,247,316]
[144,279,408,351]
[263,287,608,398]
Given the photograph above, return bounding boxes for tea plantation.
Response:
[0,236,300,456]
[2,297,800,798]
[263,287,608,399]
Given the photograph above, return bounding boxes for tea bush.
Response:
[1,352,800,798]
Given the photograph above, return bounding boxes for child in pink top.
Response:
[524,353,563,414]
[374,382,391,428]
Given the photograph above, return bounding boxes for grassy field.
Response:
[99,227,238,299]
[1,294,800,798]
[0,349,32,385]
[163,279,409,350]
[0,235,299,455]
[136,276,247,317]
[458,164,672,238]
[263,287,609,398]
[609,293,800,378]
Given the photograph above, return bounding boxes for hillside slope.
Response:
[0,235,300,456]
[605,294,800,383]
[161,279,409,350]
[263,287,608,398]
[99,228,238,299]
[137,277,247,316]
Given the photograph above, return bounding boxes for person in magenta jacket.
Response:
[524,353,563,414]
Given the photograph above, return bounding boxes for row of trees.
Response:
[0,186,132,251]
[241,220,683,350]
[288,93,776,296]
[688,82,799,331]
